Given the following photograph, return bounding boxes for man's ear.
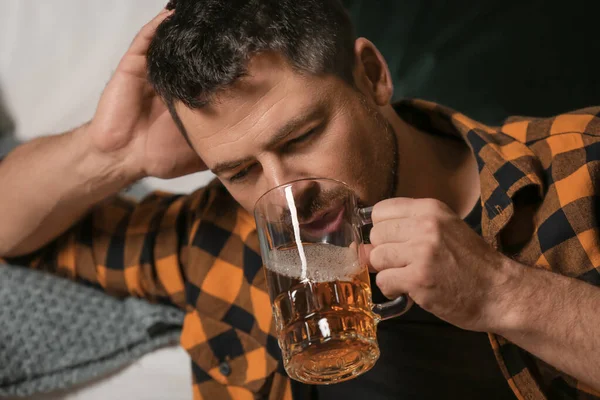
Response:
[352,38,394,107]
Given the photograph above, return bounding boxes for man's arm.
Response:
[0,124,137,256]
[1,178,242,308]
[496,261,600,393]
[368,197,600,393]
[0,8,204,258]
[0,7,214,308]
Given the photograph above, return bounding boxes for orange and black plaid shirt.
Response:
[3,99,600,399]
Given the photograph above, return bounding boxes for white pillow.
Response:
[0,0,215,194]
[0,2,204,399]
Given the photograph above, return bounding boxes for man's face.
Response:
[176,52,397,213]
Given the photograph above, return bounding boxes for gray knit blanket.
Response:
[0,265,185,397]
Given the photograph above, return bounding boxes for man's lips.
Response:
[299,206,345,236]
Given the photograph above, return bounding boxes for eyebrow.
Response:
[211,104,326,175]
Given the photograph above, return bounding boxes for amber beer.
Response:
[256,178,412,384]
[265,243,380,384]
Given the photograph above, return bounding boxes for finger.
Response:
[375,268,413,300]
[127,8,174,56]
[369,243,411,272]
[369,218,420,246]
[372,197,450,223]
[357,243,373,271]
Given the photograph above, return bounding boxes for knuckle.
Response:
[419,219,444,247]
[423,198,449,214]
[428,229,443,247]
[416,267,435,289]
[421,216,440,234]
[423,198,441,210]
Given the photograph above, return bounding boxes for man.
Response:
[1,0,599,399]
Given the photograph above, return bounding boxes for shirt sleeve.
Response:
[0,179,247,309]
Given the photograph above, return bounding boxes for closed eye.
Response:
[228,125,322,183]
[283,126,320,151]
[228,164,257,183]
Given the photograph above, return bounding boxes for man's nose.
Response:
[261,155,303,191]
[257,157,318,209]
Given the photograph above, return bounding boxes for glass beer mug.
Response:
[254,178,412,384]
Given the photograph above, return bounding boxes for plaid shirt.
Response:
[3,99,600,399]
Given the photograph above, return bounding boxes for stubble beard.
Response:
[358,95,399,203]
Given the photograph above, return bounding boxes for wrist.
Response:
[70,123,145,196]
[485,256,530,335]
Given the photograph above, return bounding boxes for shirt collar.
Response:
[394,99,545,248]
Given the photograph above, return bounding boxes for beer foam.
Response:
[267,243,363,282]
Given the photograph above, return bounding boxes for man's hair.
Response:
[147,0,356,118]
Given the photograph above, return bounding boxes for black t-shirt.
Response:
[292,200,515,399]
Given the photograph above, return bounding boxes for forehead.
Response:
[174,53,341,165]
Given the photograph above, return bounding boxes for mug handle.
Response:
[358,206,414,321]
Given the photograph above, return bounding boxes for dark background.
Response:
[343,0,600,125]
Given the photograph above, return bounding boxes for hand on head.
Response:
[89,8,206,180]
